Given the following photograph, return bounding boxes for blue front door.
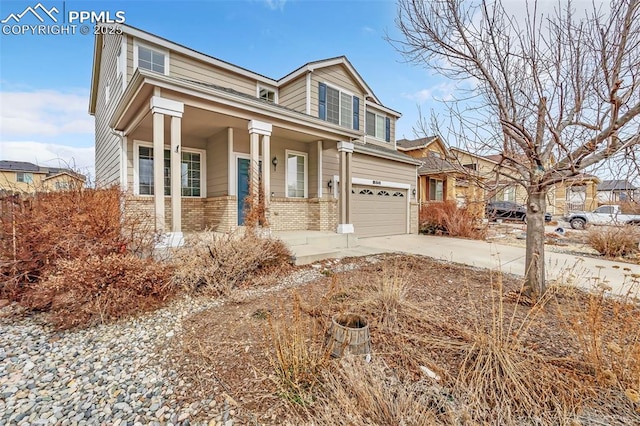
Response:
[237,158,250,225]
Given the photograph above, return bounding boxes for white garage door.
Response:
[351,185,407,237]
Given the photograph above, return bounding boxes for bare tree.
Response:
[394,0,640,297]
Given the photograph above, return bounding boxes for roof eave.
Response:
[88,33,103,115]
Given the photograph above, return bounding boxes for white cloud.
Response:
[263,0,287,11]
[0,141,94,179]
[0,90,93,137]
[362,26,376,35]
[403,82,460,103]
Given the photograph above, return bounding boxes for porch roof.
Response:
[417,154,459,176]
[111,69,363,143]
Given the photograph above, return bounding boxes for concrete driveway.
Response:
[351,234,640,297]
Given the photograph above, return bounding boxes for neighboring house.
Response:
[89,25,420,239]
[551,174,600,214]
[0,161,85,194]
[398,137,599,217]
[597,180,638,204]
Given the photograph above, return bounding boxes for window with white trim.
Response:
[366,111,386,139]
[136,144,203,197]
[258,86,276,103]
[136,44,167,74]
[319,83,359,130]
[429,179,444,201]
[16,172,33,184]
[286,151,307,198]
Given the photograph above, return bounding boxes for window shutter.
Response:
[385,117,391,142]
[352,96,360,130]
[318,83,326,120]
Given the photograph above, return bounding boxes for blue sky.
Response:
[0,0,454,179]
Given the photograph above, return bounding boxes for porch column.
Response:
[152,111,164,233]
[247,120,273,205]
[337,141,354,234]
[150,96,184,237]
[261,134,271,208]
[170,115,182,232]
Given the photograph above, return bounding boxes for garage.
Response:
[351,185,408,237]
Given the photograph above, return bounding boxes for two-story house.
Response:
[0,161,85,194]
[89,25,420,241]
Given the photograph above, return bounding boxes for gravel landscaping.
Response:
[0,296,227,426]
[0,266,326,426]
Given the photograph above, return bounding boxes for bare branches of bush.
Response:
[419,201,486,239]
[0,187,157,296]
[22,254,174,329]
[172,231,292,295]
[587,225,640,257]
[266,294,330,406]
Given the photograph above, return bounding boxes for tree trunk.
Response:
[524,190,547,299]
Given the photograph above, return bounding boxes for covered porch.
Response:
[110,70,361,241]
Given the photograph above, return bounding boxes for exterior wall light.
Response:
[271,156,278,171]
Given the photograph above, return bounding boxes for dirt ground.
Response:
[485,221,640,264]
[169,254,640,425]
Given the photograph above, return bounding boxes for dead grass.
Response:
[171,255,640,425]
[419,201,486,239]
[171,231,292,295]
[266,293,331,406]
[587,225,640,257]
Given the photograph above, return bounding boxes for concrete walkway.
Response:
[341,234,640,297]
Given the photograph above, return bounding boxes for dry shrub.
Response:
[447,275,582,424]
[22,254,174,329]
[172,231,292,295]
[266,294,330,405]
[419,201,486,239]
[587,225,640,257]
[363,259,412,328]
[617,201,640,214]
[311,357,448,425]
[558,283,640,394]
[0,187,156,297]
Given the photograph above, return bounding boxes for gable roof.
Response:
[278,56,382,105]
[598,179,637,191]
[0,161,85,180]
[417,152,459,175]
[0,161,41,172]
[91,25,389,114]
[396,136,442,152]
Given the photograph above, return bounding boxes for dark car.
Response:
[485,201,552,223]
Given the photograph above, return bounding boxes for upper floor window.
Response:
[134,42,169,75]
[258,86,277,103]
[16,172,33,184]
[318,83,359,130]
[365,111,390,142]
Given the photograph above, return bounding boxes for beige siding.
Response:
[170,51,256,96]
[126,36,134,84]
[95,33,126,187]
[206,130,228,197]
[269,139,313,198]
[321,144,339,197]
[279,75,307,113]
[310,65,365,131]
[352,154,416,186]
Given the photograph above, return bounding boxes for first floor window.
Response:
[16,172,33,184]
[286,151,307,198]
[137,145,202,197]
[429,179,443,201]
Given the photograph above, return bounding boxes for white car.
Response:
[566,205,640,229]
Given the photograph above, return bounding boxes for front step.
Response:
[290,245,341,266]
